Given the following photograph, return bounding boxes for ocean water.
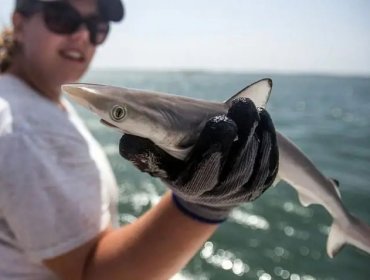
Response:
[79,70,370,280]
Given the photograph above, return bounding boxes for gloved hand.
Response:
[119,98,279,223]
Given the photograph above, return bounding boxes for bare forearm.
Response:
[84,192,218,280]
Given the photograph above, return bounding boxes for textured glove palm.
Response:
[119,98,279,223]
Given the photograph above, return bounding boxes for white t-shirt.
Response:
[0,74,119,279]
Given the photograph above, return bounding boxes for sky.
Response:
[1,0,369,75]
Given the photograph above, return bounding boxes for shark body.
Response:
[62,78,370,258]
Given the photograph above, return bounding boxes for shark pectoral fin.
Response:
[297,192,315,207]
[225,78,272,109]
[327,222,346,258]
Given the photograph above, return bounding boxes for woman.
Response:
[0,0,279,279]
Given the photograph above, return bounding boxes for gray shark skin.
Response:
[62,78,370,258]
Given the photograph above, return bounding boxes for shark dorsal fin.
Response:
[225,78,272,109]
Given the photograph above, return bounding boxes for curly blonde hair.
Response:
[0,27,18,73]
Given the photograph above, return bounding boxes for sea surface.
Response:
[78,70,370,280]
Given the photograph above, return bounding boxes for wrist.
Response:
[171,193,230,224]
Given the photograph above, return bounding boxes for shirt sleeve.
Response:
[0,130,112,262]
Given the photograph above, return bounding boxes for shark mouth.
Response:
[100,119,118,128]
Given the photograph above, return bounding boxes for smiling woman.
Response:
[0,0,127,279]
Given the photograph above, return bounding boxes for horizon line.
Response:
[89,67,370,79]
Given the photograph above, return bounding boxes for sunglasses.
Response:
[22,1,110,45]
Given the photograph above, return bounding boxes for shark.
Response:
[62,78,370,258]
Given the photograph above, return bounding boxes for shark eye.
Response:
[110,105,127,121]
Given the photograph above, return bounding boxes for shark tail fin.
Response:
[327,215,370,258]
[225,78,272,109]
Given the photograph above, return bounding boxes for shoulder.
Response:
[0,73,29,100]
[0,74,45,134]
[0,74,84,140]
[0,76,93,172]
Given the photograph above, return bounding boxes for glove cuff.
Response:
[172,193,229,224]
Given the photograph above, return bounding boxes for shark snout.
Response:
[62,83,104,111]
[62,84,89,105]
[61,84,82,97]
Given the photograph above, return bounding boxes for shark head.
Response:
[62,78,272,159]
[62,83,226,151]
[62,83,158,136]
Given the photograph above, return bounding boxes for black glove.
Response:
[119,98,279,223]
